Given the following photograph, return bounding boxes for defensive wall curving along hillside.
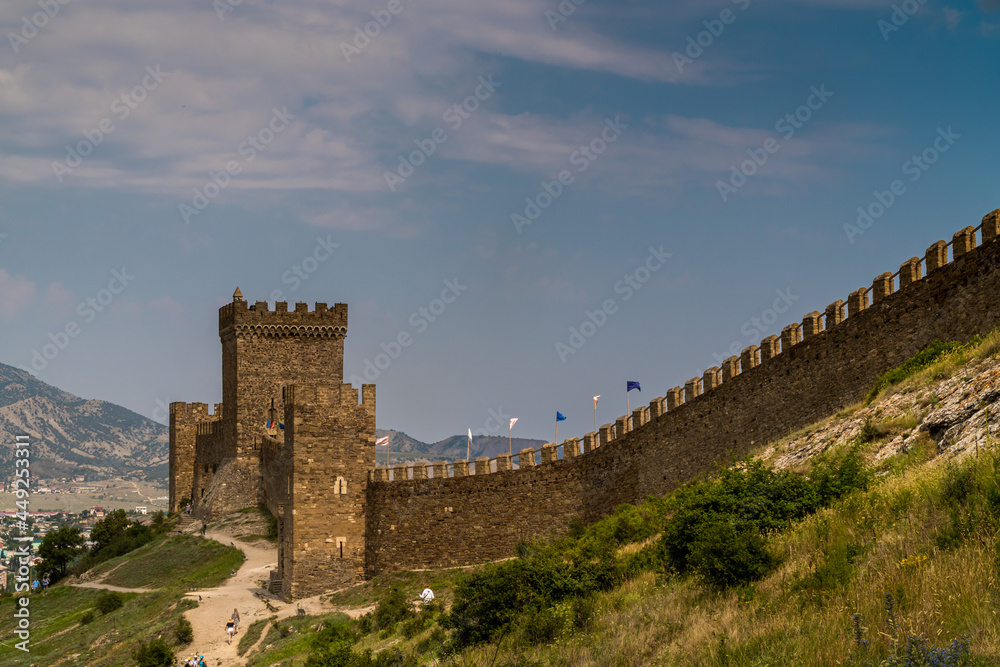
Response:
[363,210,1000,577]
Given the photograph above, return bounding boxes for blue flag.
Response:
[556,412,566,422]
[627,381,641,392]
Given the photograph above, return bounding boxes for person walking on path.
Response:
[418,583,434,606]
[226,618,235,644]
[231,608,240,633]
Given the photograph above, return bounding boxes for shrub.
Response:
[858,418,881,444]
[416,627,446,655]
[263,507,278,540]
[79,509,158,571]
[175,616,193,644]
[793,541,866,599]
[570,595,596,630]
[150,511,167,533]
[307,642,418,667]
[132,638,174,667]
[811,444,871,505]
[371,587,413,632]
[446,551,616,649]
[519,606,563,645]
[306,619,356,667]
[80,610,95,625]
[357,613,373,634]
[867,340,963,403]
[686,520,776,589]
[401,614,431,639]
[273,620,291,638]
[658,449,869,589]
[96,591,125,615]
[940,462,976,507]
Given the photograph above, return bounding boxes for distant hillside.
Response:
[375,428,547,463]
[0,362,168,480]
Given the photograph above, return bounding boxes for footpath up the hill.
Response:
[179,528,372,666]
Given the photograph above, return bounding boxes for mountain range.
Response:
[0,362,169,480]
[374,428,547,463]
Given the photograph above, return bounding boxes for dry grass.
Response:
[462,444,1000,666]
[616,535,659,557]
[443,336,1000,666]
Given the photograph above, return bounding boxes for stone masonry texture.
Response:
[364,215,1000,577]
[170,212,1000,599]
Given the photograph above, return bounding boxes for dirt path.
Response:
[72,581,152,593]
[179,531,363,665]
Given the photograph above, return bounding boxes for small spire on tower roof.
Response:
[233,287,243,301]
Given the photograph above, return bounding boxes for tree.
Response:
[90,509,129,554]
[38,526,86,580]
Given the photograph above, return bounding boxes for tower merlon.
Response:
[219,300,348,334]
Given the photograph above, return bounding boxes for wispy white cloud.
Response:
[0,270,37,316]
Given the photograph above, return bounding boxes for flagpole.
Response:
[507,418,518,457]
[593,395,600,435]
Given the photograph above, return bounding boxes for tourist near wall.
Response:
[365,211,1000,576]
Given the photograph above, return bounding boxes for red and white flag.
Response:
[593,394,600,407]
[509,417,518,429]
[375,436,389,446]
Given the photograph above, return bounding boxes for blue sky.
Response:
[0,0,997,444]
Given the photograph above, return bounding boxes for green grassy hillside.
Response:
[0,534,242,666]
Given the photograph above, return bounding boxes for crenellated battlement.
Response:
[169,401,223,420]
[219,294,348,339]
[171,209,1000,588]
[366,208,1000,577]
[371,210,1000,490]
[282,382,375,410]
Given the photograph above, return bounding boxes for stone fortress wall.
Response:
[364,211,1000,577]
[168,210,1000,600]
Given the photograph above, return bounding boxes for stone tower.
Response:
[167,401,221,512]
[261,382,376,600]
[194,290,349,517]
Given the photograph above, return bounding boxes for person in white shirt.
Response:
[418,583,434,606]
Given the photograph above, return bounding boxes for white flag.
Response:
[593,394,600,406]
[375,436,389,446]
[509,417,518,429]
[467,428,472,441]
